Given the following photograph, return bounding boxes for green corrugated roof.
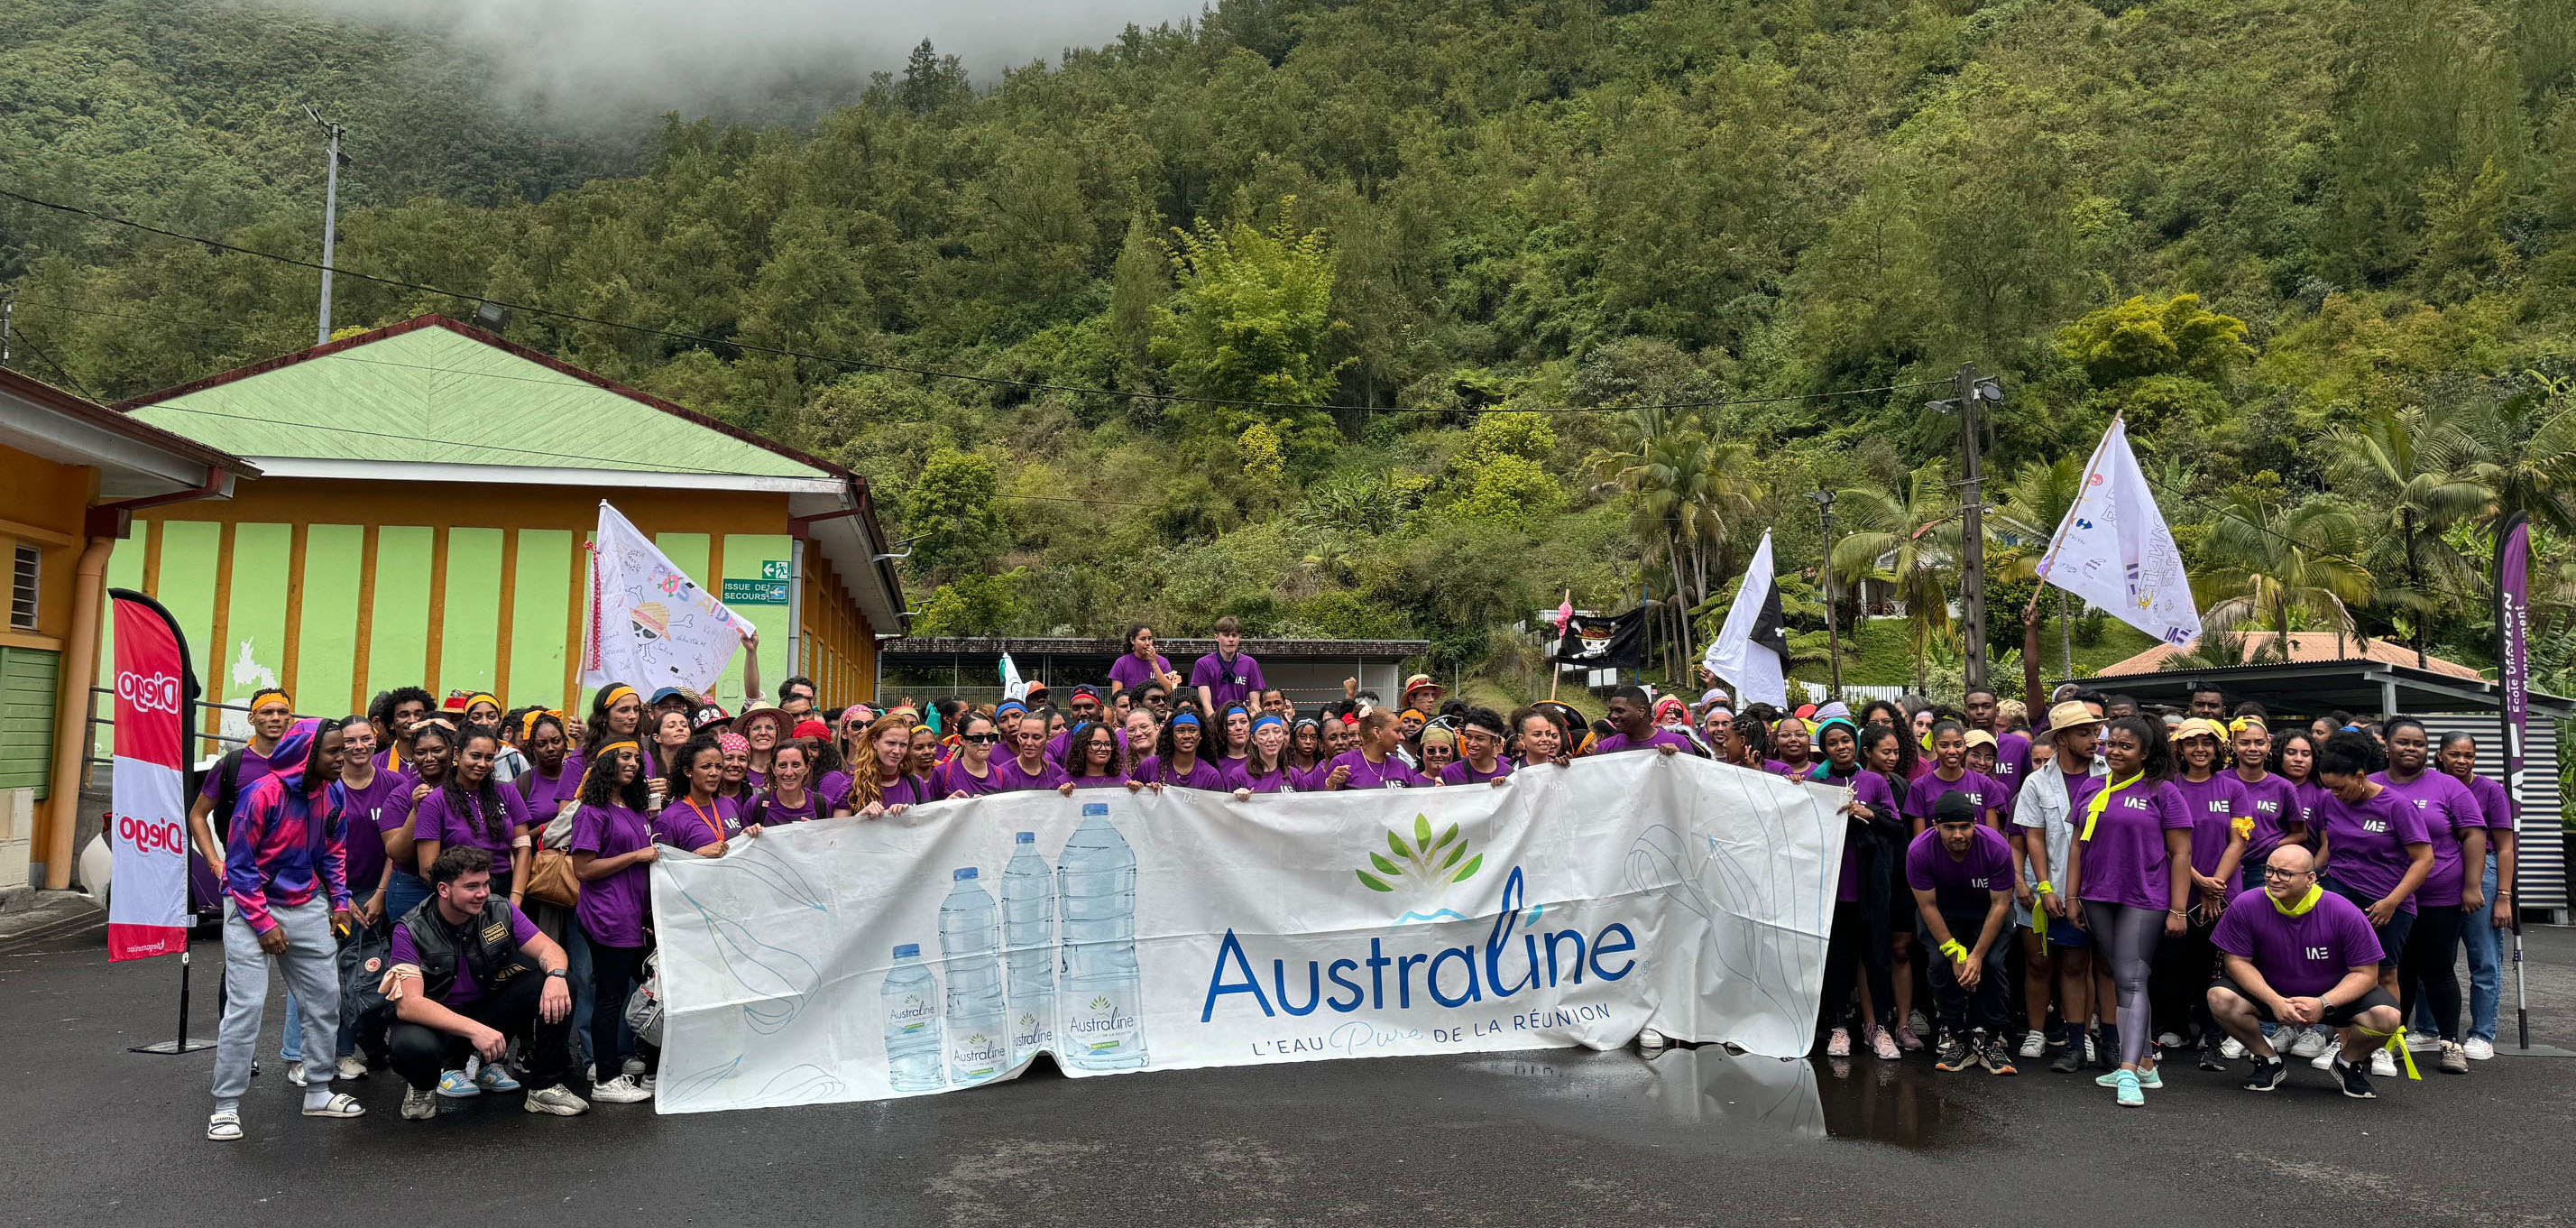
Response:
[127,319,824,479]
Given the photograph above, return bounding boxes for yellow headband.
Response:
[577,738,644,795]
[598,684,639,711]
[462,692,500,713]
[251,692,294,714]
[2227,716,2268,736]
[520,708,566,742]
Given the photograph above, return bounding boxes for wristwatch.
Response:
[545,968,567,980]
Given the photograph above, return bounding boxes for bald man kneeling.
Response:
[2207,845,2405,1099]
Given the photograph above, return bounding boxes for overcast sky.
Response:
[290,0,1206,119]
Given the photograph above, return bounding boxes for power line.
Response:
[8,322,105,403]
[0,186,1937,417]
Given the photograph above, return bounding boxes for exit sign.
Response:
[722,578,789,605]
[760,559,790,579]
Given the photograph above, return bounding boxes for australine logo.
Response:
[1201,863,1636,1022]
[1069,993,1138,1054]
[1356,814,1484,924]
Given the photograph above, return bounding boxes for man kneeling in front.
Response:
[385,845,588,1119]
[2207,845,2405,1099]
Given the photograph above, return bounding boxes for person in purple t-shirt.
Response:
[411,727,536,906]
[1907,792,2019,1074]
[2164,717,2249,1068]
[1906,722,2004,833]
[567,742,660,1104]
[1063,721,1133,789]
[655,740,752,854]
[1191,616,1267,716]
[2064,716,2195,1105]
[994,712,1074,792]
[1440,708,1515,787]
[1319,708,1438,789]
[1107,623,1181,699]
[1588,686,1696,758]
[1227,713,1299,797]
[1134,711,1233,790]
[750,741,826,826]
[187,686,297,919]
[2372,717,2487,1071]
[933,714,1008,798]
[1965,688,2030,817]
[2312,729,2433,1042]
[2206,845,2403,1098]
[385,845,586,1121]
[2437,733,2515,1057]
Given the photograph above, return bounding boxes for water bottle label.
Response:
[1065,989,1140,1055]
[952,1029,1007,1080]
[888,993,935,1034]
[1011,1006,1053,1055]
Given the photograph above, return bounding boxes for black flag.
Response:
[1552,607,1647,669]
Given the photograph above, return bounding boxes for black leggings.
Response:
[2148,911,2218,1046]
[587,937,659,1082]
[2398,904,2465,1042]
[1818,899,1887,1034]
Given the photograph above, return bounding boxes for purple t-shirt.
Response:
[1906,824,2015,915]
[198,743,277,814]
[1107,652,1174,695]
[2371,770,2480,908]
[992,755,1072,792]
[2235,771,2305,869]
[2213,889,2385,998]
[334,769,408,897]
[1130,754,1230,790]
[2171,773,2252,877]
[1224,759,1296,794]
[2076,780,2193,911]
[750,786,823,826]
[653,795,745,853]
[1440,759,1513,786]
[2462,773,2514,835]
[1319,750,1434,789]
[1189,651,1266,713]
[416,784,535,872]
[1067,771,1131,789]
[1589,728,1698,756]
[1989,732,2032,817]
[517,764,579,823]
[569,803,654,946]
[837,772,930,813]
[931,759,1007,799]
[2315,787,2429,912]
[1047,727,1128,768]
[2291,780,2327,834]
[390,901,541,1007]
[1904,770,2007,829]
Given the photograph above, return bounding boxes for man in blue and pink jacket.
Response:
[207,718,366,1140]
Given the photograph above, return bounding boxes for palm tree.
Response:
[1830,464,1960,692]
[2326,404,2488,666]
[2453,372,2576,536]
[2196,490,2376,655]
[2157,625,2256,672]
[1587,408,1762,675]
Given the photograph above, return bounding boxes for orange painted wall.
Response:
[0,441,97,643]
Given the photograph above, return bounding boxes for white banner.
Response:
[2035,417,2202,645]
[647,752,1842,1114]
[582,501,753,694]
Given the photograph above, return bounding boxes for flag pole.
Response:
[1548,588,1569,700]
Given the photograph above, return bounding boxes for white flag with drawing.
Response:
[2035,418,2202,646]
[583,501,754,693]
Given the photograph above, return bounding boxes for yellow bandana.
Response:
[2078,771,2146,840]
[2268,883,2323,917]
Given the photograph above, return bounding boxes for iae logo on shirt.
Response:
[1968,876,1992,889]
[2363,820,2388,833]
[2305,946,2332,962]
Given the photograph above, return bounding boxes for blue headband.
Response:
[1250,714,1285,733]
[1172,712,1201,729]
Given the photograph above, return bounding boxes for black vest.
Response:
[397,897,531,1004]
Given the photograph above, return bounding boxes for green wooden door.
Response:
[0,645,60,799]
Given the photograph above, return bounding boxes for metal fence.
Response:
[78,689,323,789]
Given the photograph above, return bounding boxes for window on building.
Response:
[9,542,36,631]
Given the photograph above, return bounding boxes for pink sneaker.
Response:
[1869,1026,1901,1060]
[1896,1025,1926,1051]
[1826,1028,1852,1057]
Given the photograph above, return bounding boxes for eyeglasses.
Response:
[2260,865,2312,880]
[961,732,1002,743]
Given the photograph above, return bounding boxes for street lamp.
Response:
[1808,487,1842,700]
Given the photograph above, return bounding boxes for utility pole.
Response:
[1809,488,1843,700]
[1929,363,2004,693]
[2,292,13,368]
[304,106,345,346]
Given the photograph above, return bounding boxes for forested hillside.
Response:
[7,0,2574,699]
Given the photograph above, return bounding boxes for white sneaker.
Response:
[2155,1031,2184,1049]
[2019,1030,2047,1059]
[2465,1037,2497,1061]
[2289,1027,2331,1059]
[400,1086,438,1121]
[2371,1048,2397,1077]
[2082,1034,2098,1066]
[623,1056,647,1077]
[2405,1031,2443,1053]
[638,1075,657,1096]
[522,1085,590,1116]
[286,1063,308,1087]
[2218,1036,2246,1060]
[336,1056,367,1080]
[589,1074,653,1103]
[2311,1048,2338,1072]
[1637,1027,1670,1054]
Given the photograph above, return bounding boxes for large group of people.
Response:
[197,613,2521,1138]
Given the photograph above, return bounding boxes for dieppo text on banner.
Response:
[647,752,1842,1113]
[106,590,196,961]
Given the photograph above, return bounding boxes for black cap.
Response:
[1933,791,1978,825]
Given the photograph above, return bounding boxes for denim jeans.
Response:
[2421,861,2503,1041]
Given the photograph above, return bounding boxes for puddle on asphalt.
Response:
[1452,1044,1967,1150]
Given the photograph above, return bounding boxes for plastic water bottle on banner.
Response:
[938,867,1008,1085]
[881,944,945,1092]
[1058,802,1148,1070]
[1000,831,1056,1064]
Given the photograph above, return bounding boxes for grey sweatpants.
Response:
[213,897,341,1107]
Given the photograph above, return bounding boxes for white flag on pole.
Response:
[2034,417,2202,646]
[583,501,754,694]
[1702,531,1789,708]
[998,652,1029,702]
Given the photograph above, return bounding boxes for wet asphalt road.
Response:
[6,909,2575,1227]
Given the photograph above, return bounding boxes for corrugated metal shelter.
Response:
[110,315,903,730]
